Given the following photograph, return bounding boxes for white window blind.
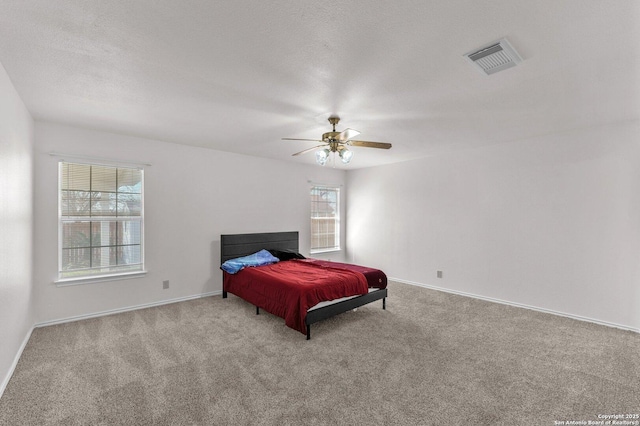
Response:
[310,185,340,253]
[58,161,144,280]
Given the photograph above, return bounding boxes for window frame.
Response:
[55,160,146,286]
[310,185,341,254]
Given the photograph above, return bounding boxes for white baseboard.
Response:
[390,277,639,334]
[0,326,34,400]
[36,290,222,328]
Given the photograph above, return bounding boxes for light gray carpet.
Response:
[1,281,638,425]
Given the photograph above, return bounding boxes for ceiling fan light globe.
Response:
[316,148,330,166]
[339,148,353,164]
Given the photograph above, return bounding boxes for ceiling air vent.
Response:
[464,38,522,75]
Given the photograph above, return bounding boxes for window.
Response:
[310,185,340,253]
[58,161,144,281]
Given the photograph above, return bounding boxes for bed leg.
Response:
[256,306,260,315]
[223,290,227,299]
[306,325,310,340]
[383,297,386,310]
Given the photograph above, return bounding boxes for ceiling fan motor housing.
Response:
[323,131,342,141]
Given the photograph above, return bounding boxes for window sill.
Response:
[310,248,342,255]
[55,271,147,287]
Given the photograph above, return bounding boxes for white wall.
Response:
[33,122,346,323]
[346,121,640,331]
[0,63,35,393]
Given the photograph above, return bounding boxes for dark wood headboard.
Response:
[220,231,299,264]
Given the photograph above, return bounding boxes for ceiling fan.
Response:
[283,116,392,166]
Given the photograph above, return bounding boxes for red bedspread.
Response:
[301,259,387,289]
[223,259,371,334]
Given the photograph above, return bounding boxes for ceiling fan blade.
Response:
[292,144,327,156]
[337,128,360,141]
[348,140,392,149]
[282,137,323,142]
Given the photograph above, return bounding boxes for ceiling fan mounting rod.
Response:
[328,115,340,132]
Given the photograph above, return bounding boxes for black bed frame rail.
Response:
[256,289,387,340]
[304,288,387,340]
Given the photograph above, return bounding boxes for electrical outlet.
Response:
[437,271,443,279]
[163,280,169,289]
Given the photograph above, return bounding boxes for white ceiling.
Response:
[1,1,639,169]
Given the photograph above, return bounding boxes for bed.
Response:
[220,231,388,339]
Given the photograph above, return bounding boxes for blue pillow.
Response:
[221,249,279,274]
